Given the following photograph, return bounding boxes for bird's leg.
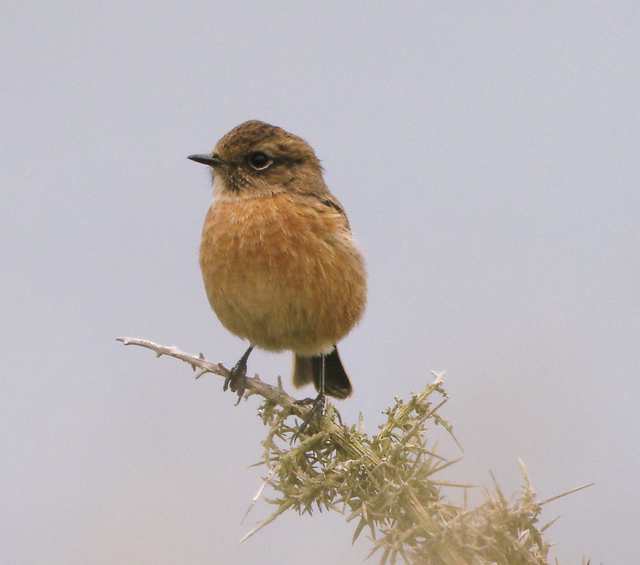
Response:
[299,354,327,433]
[318,353,327,415]
[225,345,254,404]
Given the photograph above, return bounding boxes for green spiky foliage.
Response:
[116,338,591,565]
[249,380,588,565]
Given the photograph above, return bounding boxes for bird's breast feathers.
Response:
[199,192,366,353]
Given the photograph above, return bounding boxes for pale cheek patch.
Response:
[212,174,227,196]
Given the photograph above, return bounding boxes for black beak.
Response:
[187,153,225,167]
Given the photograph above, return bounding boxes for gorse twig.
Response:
[117,336,593,565]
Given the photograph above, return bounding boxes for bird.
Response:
[188,120,366,414]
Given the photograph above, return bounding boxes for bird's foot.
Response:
[223,346,254,405]
[224,357,248,405]
[297,393,327,434]
[294,397,316,406]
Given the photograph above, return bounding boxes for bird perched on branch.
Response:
[189,120,366,415]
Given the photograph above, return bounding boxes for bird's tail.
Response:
[292,346,352,399]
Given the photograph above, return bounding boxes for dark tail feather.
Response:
[292,356,315,389]
[292,346,352,399]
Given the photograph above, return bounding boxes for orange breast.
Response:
[199,193,366,354]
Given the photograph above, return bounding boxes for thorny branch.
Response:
[116,336,303,414]
[116,337,453,541]
[117,336,593,565]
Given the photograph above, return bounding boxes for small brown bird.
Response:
[189,120,366,409]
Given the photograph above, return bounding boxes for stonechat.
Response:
[189,120,366,409]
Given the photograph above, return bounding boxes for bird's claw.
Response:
[224,359,248,404]
[294,397,316,406]
[298,393,327,435]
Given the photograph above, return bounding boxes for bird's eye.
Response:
[247,152,273,171]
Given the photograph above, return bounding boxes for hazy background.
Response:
[2,2,638,563]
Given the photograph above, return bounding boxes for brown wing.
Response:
[308,191,351,231]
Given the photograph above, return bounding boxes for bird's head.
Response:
[188,120,324,198]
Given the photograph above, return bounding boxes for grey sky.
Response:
[2,2,638,563]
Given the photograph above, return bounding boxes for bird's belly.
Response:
[199,196,366,355]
